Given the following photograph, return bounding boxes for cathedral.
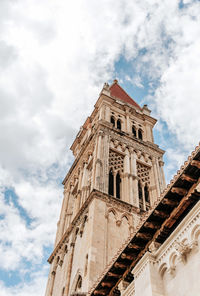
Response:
[45,80,200,296]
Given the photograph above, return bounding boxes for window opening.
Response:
[75,275,82,292]
[116,172,121,199]
[111,116,115,127]
[144,184,149,202]
[138,129,143,140]
[108,169,114,196]
[138,181,142,200]
[132,126,136,137]
[138,181,143,209]
[117,119,121,130]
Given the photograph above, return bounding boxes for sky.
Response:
[0,0,200,295]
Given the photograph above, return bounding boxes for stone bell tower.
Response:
[45,80,166,296]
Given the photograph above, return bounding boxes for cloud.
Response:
[0,267,48,296]
[125,74,144,88]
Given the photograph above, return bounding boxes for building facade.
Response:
[45,80,166,296]
[45,80,200,296]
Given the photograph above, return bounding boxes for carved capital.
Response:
[116,220,121,227]
[159,160,164,166]
[174,241,192,264]
[168,266,176,277]
[98,130,104,137]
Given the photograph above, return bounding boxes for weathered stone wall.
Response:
[122,201,200,296]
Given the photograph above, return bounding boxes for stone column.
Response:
[125,111,131,133]
[102,134,109,194]
[99,104,105,120]
[91,136,98,191]
[94,131,103,190]
[72,177,80,219]
[81,161,88,205]
[156,158,163,194]
[59,188,70,239]
[152,157,161,199]
[159,160,166,191]
[136,126,139,138]
[105,105,110,122]
[129,149,134,205]
[131,152,139,208]
[64,184,74,231]
[123,148,130,203]
[142,184,146,211]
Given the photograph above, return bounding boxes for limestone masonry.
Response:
[45,80,200,296]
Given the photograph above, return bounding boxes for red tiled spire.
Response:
[109,79,141,110]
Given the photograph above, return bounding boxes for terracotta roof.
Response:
[109,80,141,110]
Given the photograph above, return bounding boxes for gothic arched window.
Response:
[111,116,115,127]
[116,172,121,199]
[138,181,143,209]
[144,184,149,202]
[132,125,136,137]
[75,275,82,292]
[62,287,65,296]
[138,129,143,140]
[108,169,114,196]
[117,119,121,130]
[84,254,88,276]
[138,181,142,201]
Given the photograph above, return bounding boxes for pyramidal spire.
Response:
[109,79,141,110]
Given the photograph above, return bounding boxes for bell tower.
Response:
[45,80,166,296]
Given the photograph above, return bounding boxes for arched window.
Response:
[62,287,65,296]
[56,256,60,265]
[117,119,121,130]
[116,172,121,199]
[138,129,143,140]
[138,181,142,201]
[84,254,88,276]
[108,169,114,196]
[110,116,115,127]
[138,181,143,209]
[75,275,82,292]
[144,184,149,202]
[132,125,136,137]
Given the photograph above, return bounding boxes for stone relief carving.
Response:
[109,149,124,173]
[158,210,200,278]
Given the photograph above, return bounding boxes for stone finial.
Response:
[103,82,109,90]
[113,79,118,84]
[100,82,110,96]
[142,104,151,115]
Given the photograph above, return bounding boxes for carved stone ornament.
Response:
[174,241,192,263]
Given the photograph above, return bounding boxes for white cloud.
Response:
[0,267,48,296]
[125,75,144,88]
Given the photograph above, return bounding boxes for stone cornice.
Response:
[97,121,165,157]
[63,115,164,186]
[154,200,200,263]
